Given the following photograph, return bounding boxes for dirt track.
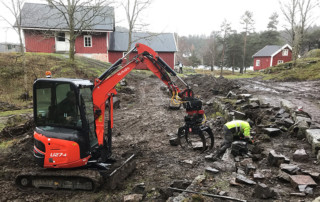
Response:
[0,73,320,201]
[239,78,320,124]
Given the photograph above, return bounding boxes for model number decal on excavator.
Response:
[50,153,67,157]
[117,67,130,76]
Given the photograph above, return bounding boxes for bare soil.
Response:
[0,72,319,201]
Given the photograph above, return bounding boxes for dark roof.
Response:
[108,32,177,52]
[253,45,282,57]
[19,3,114,31]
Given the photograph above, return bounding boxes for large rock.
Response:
[235,174,256,185]
[170,180,191,189]
[280,163,300,175]
[232,110,246,120]
[253,183,276,199]
[293,149,309,162]
[263,128,282,136]
[124,194,143,202]
[268,150,290,167]
[290,175,317,189]
[306,129,320,155]
[280,99,295,111]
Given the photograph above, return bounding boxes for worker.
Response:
[179,61,183,74]
[56,91,78,124]
[214,120,254,159]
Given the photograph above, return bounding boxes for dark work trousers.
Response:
[217,125,235,157]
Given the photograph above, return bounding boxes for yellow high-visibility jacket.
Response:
[225,120,251,138]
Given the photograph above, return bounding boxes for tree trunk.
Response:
[242,33,247,74]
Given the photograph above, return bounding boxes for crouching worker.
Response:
[213,120,253,159]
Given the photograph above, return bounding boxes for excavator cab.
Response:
[33,78,98,168]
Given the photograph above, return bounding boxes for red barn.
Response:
[19,3,177,69]
[252,44,292,71]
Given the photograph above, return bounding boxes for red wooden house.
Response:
[252,44,292,71]
[19,3,177,69]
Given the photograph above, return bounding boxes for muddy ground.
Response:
[0,72,319,201]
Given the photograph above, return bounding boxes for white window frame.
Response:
[282,49,288,56]
[84,35,92,47]
[277,60,284,64]
[256,59,260,67]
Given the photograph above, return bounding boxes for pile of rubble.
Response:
[167,89,320,201]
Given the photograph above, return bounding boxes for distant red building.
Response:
[252,44,292,71]
[19,3,177,69]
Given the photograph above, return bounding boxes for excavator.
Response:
[15,43,213,191]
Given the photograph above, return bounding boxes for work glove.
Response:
[244,137,254,144]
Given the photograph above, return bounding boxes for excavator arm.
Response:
[92,43,192,152]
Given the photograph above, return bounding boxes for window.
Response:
[57,32,65,42]
[277,60,284,64]
[256,60,260,66]
[282,49,288,56]
[84,35,92,47]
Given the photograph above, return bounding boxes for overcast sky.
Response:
[0,0,319,43]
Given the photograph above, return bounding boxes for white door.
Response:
[55,32,70,52]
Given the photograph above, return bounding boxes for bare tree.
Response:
[240,11,254,73]
[208,31,219,71]
[47,0,113,61]
[280,0,315,64]
[0,0,28,95]
[121,0,152,52]
[220,19,232,77]
[0,0,25,53]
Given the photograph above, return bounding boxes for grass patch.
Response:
[0,109,32,117]
[0,52,111,107]
[0,139,15,149]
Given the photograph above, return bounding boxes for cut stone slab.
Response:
[301,169,320,181]
[249,98,260,105]
[169,137,179,146]
[268,150,290,167]
[306,129,320,155]
[290,175,317,189]
[238,94,252,99]
[277,171,291,182]
[280,99,295,111]
[245,164,256,175]
[205,167,219,174]
[253,183,276,199]
[233,110,246,119]
[124,194,143,202]
[284,118,295,127]
[236,99,246,105]
[253,172,265,179]
[263,128,282,136]
[296,116,312,125]
[192,141,204,150]
[235,174,256,185]
[250,102,260,109]
[280,163,300,175]
[293,149,309,162]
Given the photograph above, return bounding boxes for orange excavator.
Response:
[15,43,213,191]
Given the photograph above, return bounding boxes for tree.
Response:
[267,12,279,31]
[206,31,219,71]
[121,0,152,52]
[240,11,254,73]
[219,19,232,77]
[280,0,315,65]
[188,50,201,68]
[47,0,113,61]
[225,32,243,74]
[0,0,28,95]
